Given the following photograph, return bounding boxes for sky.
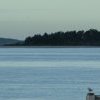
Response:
[0,0,100,40]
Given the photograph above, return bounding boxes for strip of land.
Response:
[0,46,100,48]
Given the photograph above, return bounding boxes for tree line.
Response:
[9,29,100,46]
[23,29,100,46]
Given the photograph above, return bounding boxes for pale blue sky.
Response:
[0,0,100,39]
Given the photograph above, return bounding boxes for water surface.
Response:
[0,48,100,100]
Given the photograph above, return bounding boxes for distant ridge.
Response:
[0,38,22,46]
[24,29,100,46]
[2,29,100,46]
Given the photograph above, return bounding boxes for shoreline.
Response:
[0,46,100,48]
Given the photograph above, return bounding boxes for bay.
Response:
[0,47,100,100]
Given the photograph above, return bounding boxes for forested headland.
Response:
[23,29,100,46]
[10,29,100,46]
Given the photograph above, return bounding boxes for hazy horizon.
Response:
[0,0,100,39]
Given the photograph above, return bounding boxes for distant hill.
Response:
[24,29,100,46]
[0,38,22,46]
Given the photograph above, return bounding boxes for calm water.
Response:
[0,48,100,100]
